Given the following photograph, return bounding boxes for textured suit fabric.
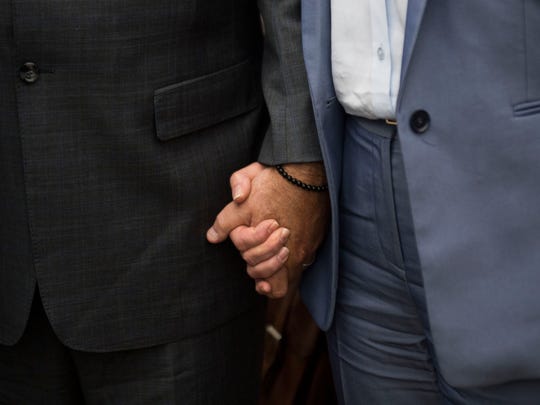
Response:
[301,0,540,398]
[1,0,264,351]
[0,0,319,355]
[0,293,265,404]
[256,0,320,164]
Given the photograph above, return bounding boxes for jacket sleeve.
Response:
[257,0,322,165]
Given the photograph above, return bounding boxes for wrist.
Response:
[280,162,327,185]
[275,163,328,192]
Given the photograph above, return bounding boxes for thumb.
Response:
[206,201,252,244]
[230,162,266,203]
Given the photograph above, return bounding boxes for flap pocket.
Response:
[154,59,261,141]
[513,99,540,117]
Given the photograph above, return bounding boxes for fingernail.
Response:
[267,220,279,234]
[207,227,219,242]
[279,228,290,243]
[278,247,289,262]
[232,185,243,201]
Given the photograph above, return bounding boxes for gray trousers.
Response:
[0,292,264,404]
[327,116,540,404]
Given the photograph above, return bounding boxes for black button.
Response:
[410,110,430,134]
[19,62,40,84]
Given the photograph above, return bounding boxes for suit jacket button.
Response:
[410,110,430,133]
[20,62,40,84]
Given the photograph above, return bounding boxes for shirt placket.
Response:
[369,0,393,118]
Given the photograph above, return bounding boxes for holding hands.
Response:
[207,162,330,298]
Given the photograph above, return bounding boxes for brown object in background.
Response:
[259,289,338,405]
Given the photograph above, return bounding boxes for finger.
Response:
[255,279,272,295]
[229,220,282,252]
[206,201,251,243]
[246,246,289,279]
[230,162,266,203]
[241,227,290,266]
[256,269,289,298]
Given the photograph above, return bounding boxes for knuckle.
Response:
[247,266,263,279]
[230,171,241,185]
[229,229,242,246]
[244,255,257,267]
[232,230,248,247]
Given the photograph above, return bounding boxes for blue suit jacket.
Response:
[301,0,540,388]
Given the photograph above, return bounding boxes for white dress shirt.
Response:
[331,0,408,119]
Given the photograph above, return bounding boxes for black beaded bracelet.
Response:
[275,165,328,192]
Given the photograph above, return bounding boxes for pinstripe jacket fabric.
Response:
[0,0,319,351]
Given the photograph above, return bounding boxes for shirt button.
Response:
[19,62,40,84]
[410,110,430,134]
[377,47,385,61]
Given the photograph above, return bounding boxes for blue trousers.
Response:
[327,116,540,404]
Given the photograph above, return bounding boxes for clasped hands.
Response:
[207,162,330,298]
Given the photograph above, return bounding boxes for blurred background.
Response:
[259,289,338,405]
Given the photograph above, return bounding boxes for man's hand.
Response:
[207,162,330,298]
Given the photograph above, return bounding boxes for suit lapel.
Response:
[400,0,427,83]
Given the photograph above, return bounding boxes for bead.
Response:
[275,165,328,192]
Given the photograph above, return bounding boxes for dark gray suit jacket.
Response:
[0,0,318,351]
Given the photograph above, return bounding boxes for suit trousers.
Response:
[0,291,264,405]
[327,115,540,404]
